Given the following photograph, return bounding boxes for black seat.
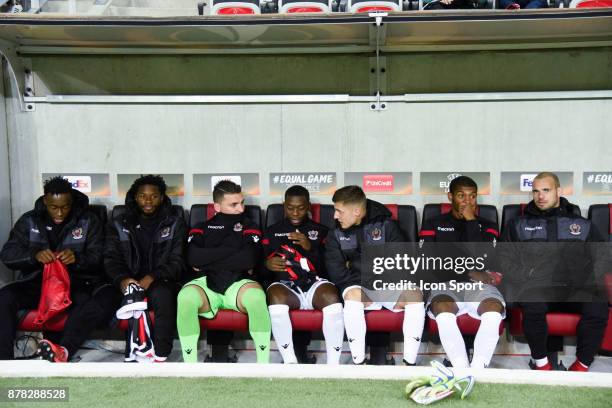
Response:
[588,204,612,242]
[189,204,261,228]
[382,204,418,242]
[88,204,108,225]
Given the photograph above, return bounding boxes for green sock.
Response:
[177,286,202,363]
[241,288,271,363]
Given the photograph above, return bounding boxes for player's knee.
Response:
[431,297,458,316]
[240,287,267,313]
[478,298,504,315]
[343,287,362,302]
[314,284,341,309]
[398,289,423,304]
[177,286,203,312]
[266,285,289,305]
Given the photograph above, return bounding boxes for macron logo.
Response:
[437,227,454,232]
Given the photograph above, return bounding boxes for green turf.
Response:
[1,377,611,408]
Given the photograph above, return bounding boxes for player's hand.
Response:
[288,230,311,252]
[266,256,287,273]
[138,275,154,290]
[440,0,454,4]
[35,249,56,264]
[460,204,476,221]
[57,249,76,265]
[467,271,494,284]
[120,278,139,292]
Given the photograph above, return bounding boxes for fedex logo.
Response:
[363,174,394,192]
[520,174,537,192]
[64,176,92,193]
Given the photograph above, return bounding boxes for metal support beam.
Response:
[20,90,612,106]
[0,40,32,112]
[369,12,388,110]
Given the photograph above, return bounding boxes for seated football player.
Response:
[325,185,425,365]
[105,174,186,362]
[501,172,608,371]
[419,176,504,369]
[0,176,116,362]
[264,185,344,364]
[178,180,270,363]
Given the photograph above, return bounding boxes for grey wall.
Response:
[0,62,13,284]
[4,97,612,221]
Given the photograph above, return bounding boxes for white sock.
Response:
[268,304,297,364]
[535,356,549,367]
[436,312,469,368]
[343,300,366,364]
[471,311,502,369]
[322,303,344,365]
[402,302,425,364]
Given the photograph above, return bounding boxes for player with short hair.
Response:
[325,185,424,365]
[419,176,504,369]
[105,174,186,362]
[501,172,608,371]
[264,185,344,364]
[0,176,115,361]
[178,180,271,363]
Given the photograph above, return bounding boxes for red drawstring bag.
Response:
[34,259,72,327]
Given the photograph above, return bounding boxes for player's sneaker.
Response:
[529,359,552,370]
[38,339,68,363]
[568,360,589,372]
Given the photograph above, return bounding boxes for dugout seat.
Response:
[279,0,332,12]
[348,0,401,12]
[570,0,612,6]
[383,204,418,243]
[89,204,108,225]
[420,203,504,336]
[210,0,261,14]
[586,204,612,353]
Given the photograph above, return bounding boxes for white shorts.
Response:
[426,283,506,320]
[342,285,404,313]
[268,279,334,310]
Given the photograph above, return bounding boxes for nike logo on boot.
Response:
[282,344,289,349]
[259,345,267,351]
[348,338,355,343]
[334,347,341,352]
[186,349,192,354]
